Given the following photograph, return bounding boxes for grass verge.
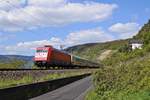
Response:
[0,71,91,89]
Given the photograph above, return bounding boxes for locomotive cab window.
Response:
[36,50,48,52]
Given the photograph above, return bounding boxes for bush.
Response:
[118,44,130,53]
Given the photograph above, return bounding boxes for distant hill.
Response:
[65,40,128,62]
[0,55,33,62]
[0,55,33,69]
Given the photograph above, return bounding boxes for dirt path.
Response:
[97,50,112,61]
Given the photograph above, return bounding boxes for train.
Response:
[34,45,100,68]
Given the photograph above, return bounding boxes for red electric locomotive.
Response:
[34,45,71,68]
[34,45,100,68]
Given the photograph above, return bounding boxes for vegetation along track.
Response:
[0,68,96,79]
[0,68,97,89]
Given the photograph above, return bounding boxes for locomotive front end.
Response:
[34,47,50,67]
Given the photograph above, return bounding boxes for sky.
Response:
[0,0,150,55]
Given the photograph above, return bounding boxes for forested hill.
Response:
[134,19,150,44]
[65,40,128,62]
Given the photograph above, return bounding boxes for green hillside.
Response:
[86,20,150,100]
[66,40,128,62]
[134,19,150,44]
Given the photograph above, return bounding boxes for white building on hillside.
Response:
[129,40,143,50]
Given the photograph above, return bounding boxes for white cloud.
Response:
[28,0,66,7]
[2,27,115,55]
[3,37,63,55]
[65,28,114,46]
[0,0,21,11]
[109,22,140,39]
[5,37,63,50]
[0,0,117,32]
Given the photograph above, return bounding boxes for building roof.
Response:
[129,39,143,44]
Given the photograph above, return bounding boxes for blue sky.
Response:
[0,0,150,55]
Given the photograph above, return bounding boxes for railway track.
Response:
[0,68,70,71]
[0,68,97,80]
[0,67,98,71]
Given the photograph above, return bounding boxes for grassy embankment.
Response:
[85,20,150,100]
[86,46,150,100]
[0,70,93,89]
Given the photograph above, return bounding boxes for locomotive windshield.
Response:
[36,50,48,53]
